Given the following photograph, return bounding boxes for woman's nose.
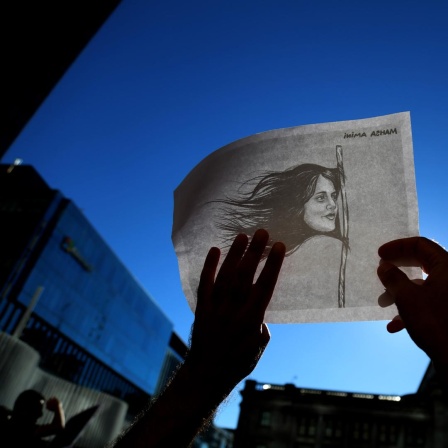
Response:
[326,198,336,210]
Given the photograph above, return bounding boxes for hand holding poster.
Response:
[172,112,419,323]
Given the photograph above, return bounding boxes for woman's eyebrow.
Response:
[314,190,336,197]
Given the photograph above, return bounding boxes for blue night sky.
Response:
[4,0,448,429]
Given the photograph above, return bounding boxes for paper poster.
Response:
[172,112,419,323]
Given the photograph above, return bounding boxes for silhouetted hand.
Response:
[35,397,65,437]
[109,230,285,448]
[45,397,62,412]
[188,229,286,393]
[377,237,448,376]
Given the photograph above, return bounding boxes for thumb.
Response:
[260,323,271,347]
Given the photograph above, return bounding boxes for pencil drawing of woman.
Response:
[213,162,350,309]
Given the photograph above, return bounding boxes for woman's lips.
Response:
[324,213,336,220]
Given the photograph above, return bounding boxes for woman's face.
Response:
[303,175,338,232]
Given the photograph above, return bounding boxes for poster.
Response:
[172,112,419,323]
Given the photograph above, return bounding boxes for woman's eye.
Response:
[332,193,337,200]
[315,195,325,202]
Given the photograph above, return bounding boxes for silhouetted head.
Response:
[13,390,45,423]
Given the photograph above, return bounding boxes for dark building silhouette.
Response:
[0,163,184,416]
[234,368,447,448]
[1,0,122,157]
[0,163,236,446]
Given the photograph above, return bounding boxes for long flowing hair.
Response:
[214,163,346,256]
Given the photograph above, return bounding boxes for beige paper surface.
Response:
[172,112,419,323]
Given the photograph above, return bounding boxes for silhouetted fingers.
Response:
[377,262,418,302]
[377,290,394,308]
[377,278,425,308]
[214,234,249,291]
[378,237,447,274]
[386,315,406,333]
[235,229,270,292]
[249,241,286,316]
[197,247,221,313]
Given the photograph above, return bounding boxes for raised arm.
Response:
[377,236,448,385]
[35,397,65,438]
[110,229,285,447]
